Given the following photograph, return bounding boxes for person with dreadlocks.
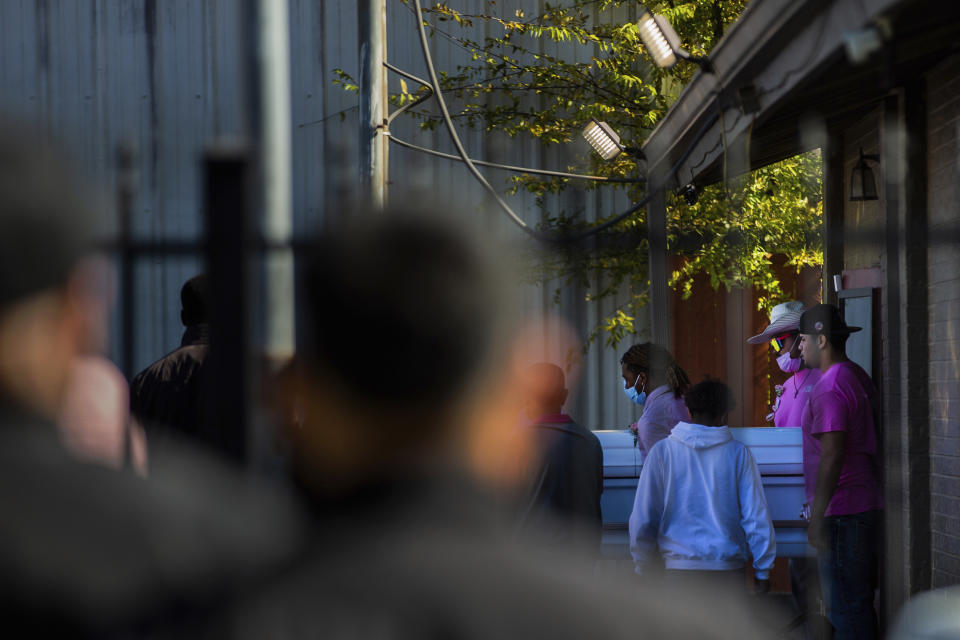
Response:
[619,343,690,457]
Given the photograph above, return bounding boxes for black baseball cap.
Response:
[798,303,862,336]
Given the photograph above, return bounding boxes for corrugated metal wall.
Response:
[0,0,240,373]
[0,0,650,429]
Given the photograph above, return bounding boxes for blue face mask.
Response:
[623,373,647,406]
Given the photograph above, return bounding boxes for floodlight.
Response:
[637,7,713,72]
[583,119,624,161]
[637,11,681,68]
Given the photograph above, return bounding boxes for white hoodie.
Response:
[628,421,776,579]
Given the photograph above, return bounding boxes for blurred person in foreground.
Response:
[59,257,148,474]
[629,379,775,596]
[0,122,301,635]
[516,362,603,555]
[798,304,883,640]
[619,342,690,456]
[131,273,213,456]
[227,207,767,639]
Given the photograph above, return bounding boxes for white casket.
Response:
[596,427,811,559]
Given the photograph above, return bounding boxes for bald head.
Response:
[0,121,96,309]
[523,363,568,421]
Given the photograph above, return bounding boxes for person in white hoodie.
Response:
[629,379,776,594]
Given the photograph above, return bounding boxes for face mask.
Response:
[623,373,647,406]
[777,350,802,373]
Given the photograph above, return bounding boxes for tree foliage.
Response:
[339,1,823,347]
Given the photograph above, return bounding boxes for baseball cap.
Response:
[798,303,862,336]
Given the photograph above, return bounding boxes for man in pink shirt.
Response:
[799,304,883,640]
[748,301,827,639]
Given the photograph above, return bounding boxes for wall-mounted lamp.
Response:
[582,119,645,161]
[637,7,713,72]
[850,147,880,201]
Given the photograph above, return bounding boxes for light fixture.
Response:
[844,18,891,66]
[680,183,699,206]
[583,119,624,161]
[843,26,883,65]
[637,7,713,72]
[849,148,880,201]
[582,119,645,161]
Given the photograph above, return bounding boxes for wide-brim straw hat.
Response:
[746,301,806,345]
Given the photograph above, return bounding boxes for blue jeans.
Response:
[817,510,881,640]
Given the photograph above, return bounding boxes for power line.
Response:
[297,105,359,129]
[413,0,546,236]
[383,61,643,184]
[409,0,721,242]
[387,134,644,183]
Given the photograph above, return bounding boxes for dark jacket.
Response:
[518,415,603,551]
[130,325,209,448]
[222,472,766,640]
[0,403,302,637]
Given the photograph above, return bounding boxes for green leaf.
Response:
[339,0,821,350]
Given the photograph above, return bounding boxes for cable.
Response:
[388,92,434,126]
[383,62,535,126]
[387,134,644,183]
[408,3,634,108]
[297,105,359,129]
[384,61,431,89]
[411,0,720,242]
[413,0,560,238]
[382,61,436,126]
[408,0,830,197]
[382,59,644,183]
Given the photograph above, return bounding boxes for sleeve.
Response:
[810,389,848,437]
[129,370,147,420]
[637,424,659,456]
[737,446,776,580]
[628,445,665,576]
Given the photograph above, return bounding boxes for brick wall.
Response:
[926,55,960,588]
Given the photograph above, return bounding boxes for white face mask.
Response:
[777,350,802,373]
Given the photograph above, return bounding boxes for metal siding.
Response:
[0,0,648,427]
[373,0,649,428]
[0,0,245,375]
